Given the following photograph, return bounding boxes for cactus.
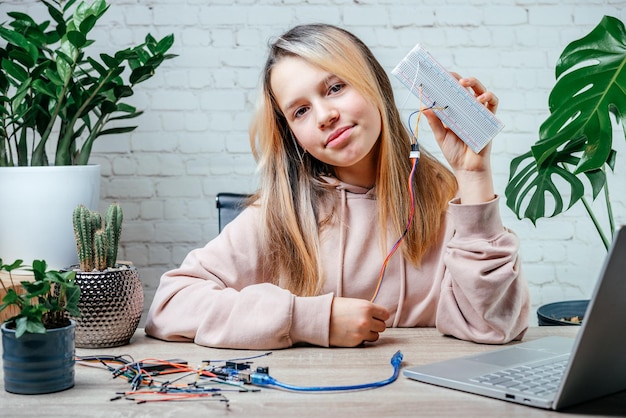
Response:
[91,211,102,235]
[73,205,95,271]
[104,202,122,268]
[72,203,123,271]
[93,230,108,271]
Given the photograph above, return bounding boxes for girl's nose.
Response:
[318,105,339,129]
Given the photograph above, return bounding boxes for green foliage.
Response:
[505,15,626,249]
[72,202,122,271]
[0,0,176,166]
[0,259,80,338]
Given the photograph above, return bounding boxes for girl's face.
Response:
[270,56,382,187]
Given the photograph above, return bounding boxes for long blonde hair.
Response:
[249,24,457,296]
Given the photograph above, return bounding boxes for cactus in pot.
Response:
[70,202,143,348]
[73,203,122,271]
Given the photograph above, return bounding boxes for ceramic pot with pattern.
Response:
[70,264,143,348]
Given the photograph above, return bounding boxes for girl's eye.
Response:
[294,106,308,119]
[329,83,344,95]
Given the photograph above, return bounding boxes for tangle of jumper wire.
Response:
[370,84,445,303]
[76,353,269,405]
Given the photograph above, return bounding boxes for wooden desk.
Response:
[2,327,625,417]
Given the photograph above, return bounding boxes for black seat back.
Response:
[215,193,252,232]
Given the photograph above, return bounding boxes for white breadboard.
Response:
[392,44,504,153]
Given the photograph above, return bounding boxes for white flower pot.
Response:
[0,165,100,270]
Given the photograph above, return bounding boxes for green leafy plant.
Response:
[0,0,176,166]
[505,15,626,250]
[73,202,122,271]
[0,259,80,338]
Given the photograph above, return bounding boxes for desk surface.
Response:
[2,327,625,417]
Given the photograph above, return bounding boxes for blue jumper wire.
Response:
[249,350,403,392]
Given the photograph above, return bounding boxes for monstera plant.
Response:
[506,15,626,251]
[506,15,626,326]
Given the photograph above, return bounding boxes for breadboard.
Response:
[392,44,504,153]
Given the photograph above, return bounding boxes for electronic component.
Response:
[207,361,252,380]
[392,44,504,153]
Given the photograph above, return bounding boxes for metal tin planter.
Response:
[72,264,143,348]
[2,320,75,394]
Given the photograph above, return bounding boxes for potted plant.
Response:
[505,15,626,325]
[68,202,143,348]
[0,0,176,269]
[0,258,80,394]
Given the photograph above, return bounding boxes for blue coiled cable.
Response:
[250,350,403,392]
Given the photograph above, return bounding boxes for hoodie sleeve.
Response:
[435,196,530,344]
[144,207,334,350]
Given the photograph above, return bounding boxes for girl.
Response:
[145,24,529,349]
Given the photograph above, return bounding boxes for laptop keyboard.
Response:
[470,359,568,396]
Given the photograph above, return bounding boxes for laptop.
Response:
[404,225,626,410]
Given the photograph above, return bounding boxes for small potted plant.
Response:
[0,258,80,394]
[69,202,143,348]
[505,15,626,325]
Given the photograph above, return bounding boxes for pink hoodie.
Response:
[145,180,530,349]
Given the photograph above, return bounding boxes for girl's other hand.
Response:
[329,297,389,347]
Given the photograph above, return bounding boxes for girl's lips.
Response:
[325,126,353,148]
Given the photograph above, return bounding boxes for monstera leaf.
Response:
[506,16,626,229]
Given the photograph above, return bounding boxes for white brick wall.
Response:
[2,0,625,325]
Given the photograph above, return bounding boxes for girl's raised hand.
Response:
[423,75,498,204]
